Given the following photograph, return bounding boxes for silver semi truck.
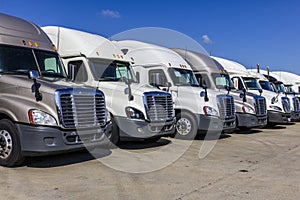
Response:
[173,49,267,130]
[0,13,112,167]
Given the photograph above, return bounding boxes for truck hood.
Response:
[1,75,87,95]
[87,81,165,97]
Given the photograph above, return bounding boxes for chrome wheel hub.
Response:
[176,118,192,136]
[0,130,12,159]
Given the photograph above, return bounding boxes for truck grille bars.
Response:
[55,88,106,129]
[217,95,235,119]
[282,97,291,113]
[254,96,267,116]
[144,92,174,122]
[293,97,300,112]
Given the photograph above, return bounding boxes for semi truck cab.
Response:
[42,26,175,144]
[173,49,267,130]
[0,13,112,167]
[212,56,291,125]
[260,70,300,121]
[115,40,236,139]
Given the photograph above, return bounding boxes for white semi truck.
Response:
[212,57,291,125]
[257,69,300,121]
[0,13,112,166]
[114,40,236,139]
[43,26,175,144]
[272,71,300,94]
[173,49,267,129]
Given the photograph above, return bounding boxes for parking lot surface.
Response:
[0,124,299,200]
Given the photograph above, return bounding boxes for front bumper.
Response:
[236,113,267,128]
[115,116,175,139]
[291,111,300,122]
[16,122,112,156]
[267,110,291,124]
[197,114,236,133]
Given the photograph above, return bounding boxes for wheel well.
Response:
[174,109,197,120]
[0,113,14,122]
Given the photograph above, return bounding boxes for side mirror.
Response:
[28,70,42,102]
[225,85,231,94]
[28,70,40,79]
[200,80,209,102]
[259,89,263,96]
[124,77,132,85]
[240,89,247,102]
[202,80,208,89]
[124,77,134,101]
[271,96,277,104]
[165,82,171,92]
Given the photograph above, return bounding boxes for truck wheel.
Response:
[108,117,120,147]
[0,119,24,167]
[175,112,198,140]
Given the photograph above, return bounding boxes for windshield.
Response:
[89,59,136,82]
[168,68,199,87]
[285,85,295,93]
[0,45,67,78]
[243,77,261,90]
[274,83,285,93]
[212,73,235,90]
[259,80,276,92]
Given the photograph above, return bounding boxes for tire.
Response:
[175,112,198,140]
[0,119,24,167]
[107,116,120,147]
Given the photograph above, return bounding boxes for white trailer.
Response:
[212,56,291,125]
[43,26,175,144]
[173,49,267,130]
[114,40,236,139]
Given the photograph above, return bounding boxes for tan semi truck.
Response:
[0,13,112,167]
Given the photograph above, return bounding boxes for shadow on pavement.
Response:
[233,129,263,134]
[263,125,287,130]
[118,138,171,150]
[194,133,231,141]
[25,148,112,168]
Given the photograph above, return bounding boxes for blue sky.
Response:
[1,0,299,74]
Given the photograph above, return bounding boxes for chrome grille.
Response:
[254,96,267,116]
[293,97,300,112]
[55,89,106,128]
[217,95,235,119]
[144,92,174,121]
[282,97,291,113]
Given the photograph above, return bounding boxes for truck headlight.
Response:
[28,109,57,126]
[242,106,255,114]
[203,106,219,116]
[125,107,145,120]
[269,105,282,111]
